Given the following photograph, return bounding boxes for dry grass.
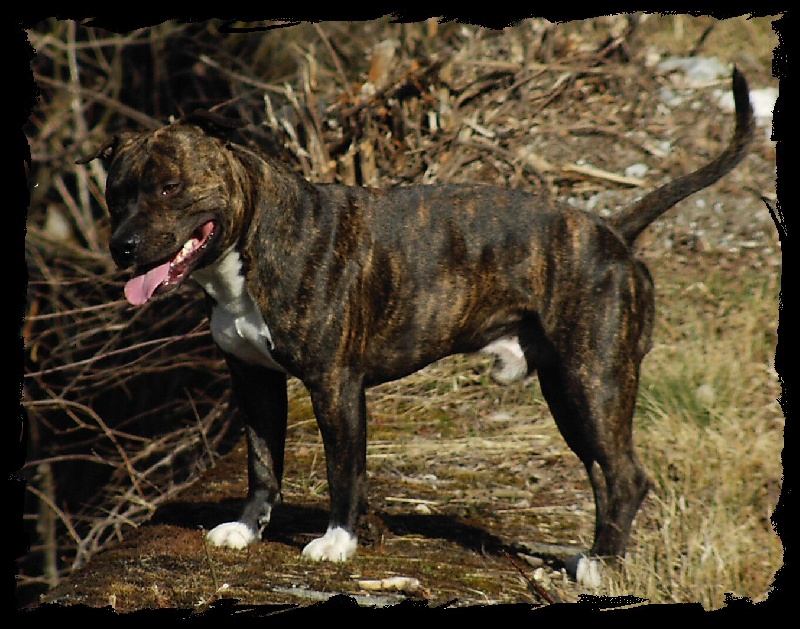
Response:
[21,14,783,611]
[610,253,782,607]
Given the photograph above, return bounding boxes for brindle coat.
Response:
[85,68,754,580]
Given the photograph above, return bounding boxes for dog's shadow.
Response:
[150,499,512,557]
[373,512,512,556]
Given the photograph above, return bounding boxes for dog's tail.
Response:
[608,67,755,247]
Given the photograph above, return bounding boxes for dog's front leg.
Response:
[301,370,368,562]
[207,358,288,549]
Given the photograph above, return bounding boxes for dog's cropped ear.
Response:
[182,109,246,139]
[75,135,122,165]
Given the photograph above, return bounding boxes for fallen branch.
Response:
[561,162,646,187]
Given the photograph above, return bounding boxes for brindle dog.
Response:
[82,68,754,585]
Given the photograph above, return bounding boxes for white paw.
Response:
[206,522,257,549]
[574,555,603,589]
[301,526,358,562]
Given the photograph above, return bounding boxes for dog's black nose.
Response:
[110,233,140,269]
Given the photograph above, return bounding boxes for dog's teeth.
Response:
[174,238,199,265]
[181,238,197,256]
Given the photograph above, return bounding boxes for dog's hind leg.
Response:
[534,271,653,586]
[538,352,650,587]
[207,359,288,549]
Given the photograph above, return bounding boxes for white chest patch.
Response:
[192,248,284,372]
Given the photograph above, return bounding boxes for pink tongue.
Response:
[124,261,171,306]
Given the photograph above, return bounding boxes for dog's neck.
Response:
[228,144,315,223]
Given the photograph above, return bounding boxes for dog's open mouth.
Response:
[124,220,216,306]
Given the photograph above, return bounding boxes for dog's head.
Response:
[81,112,246,306]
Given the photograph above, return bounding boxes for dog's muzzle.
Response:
[110,218,219,306]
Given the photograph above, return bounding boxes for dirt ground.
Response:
[18,13,784,620]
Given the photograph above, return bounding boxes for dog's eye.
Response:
[161,182,180,196]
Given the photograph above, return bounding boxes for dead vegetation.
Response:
[20,14,783,613]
